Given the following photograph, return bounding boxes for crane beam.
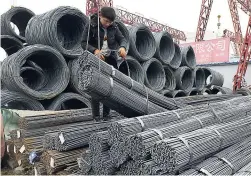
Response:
[195,0,214,42]
[237,0,251,14]
[233,14,251,91]
[223,29,240,55]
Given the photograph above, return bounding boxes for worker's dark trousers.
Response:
[91,52,118,121]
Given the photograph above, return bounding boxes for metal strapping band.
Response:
[143,85,149,115]
[209,105,222,122]
[105,77,114,98]
[130,77,134,89]
[111,66,116,76]
[135,117,145,131]
[177,136,193,163]
[193,117,204,128]
[173,110,181,119]
[217,157,235,174]
[199,168,213,176]
[151,129,164,140]
[211,129,223,150]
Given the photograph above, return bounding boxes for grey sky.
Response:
[0,0,249,59]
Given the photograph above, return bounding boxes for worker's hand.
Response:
[94,49,105,61]
[118,47,127,59]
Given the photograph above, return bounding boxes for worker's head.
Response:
[100,7,116,28]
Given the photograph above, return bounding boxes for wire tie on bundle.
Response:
[135,117,145,131]
[193,117,204,128]
[151,129,164,140]
[177,136,194,163]
[211,129,223,150]
[111,66,116,76]
[143,85,149,115]
[130,77,134,90]
[199,168,213,176]
[173,110,181,119]
[216,157,235,174]
[209,105,222,123]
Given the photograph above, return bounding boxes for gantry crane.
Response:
[86,0,186,43]
[196,0,251,91]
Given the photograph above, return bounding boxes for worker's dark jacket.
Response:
[81,14,127,54]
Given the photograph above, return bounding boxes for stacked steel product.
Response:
[0,35,24,55]
[203,67,224,87]
[181,136,251,175]
[108,96,251,167]
[234,161,251,176]
[77,150,93,175]
[41,148,86,174]
[211,85,233,94]
[128,99,251,161]
[151,117,251,174]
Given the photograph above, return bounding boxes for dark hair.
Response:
[100,7,116,21]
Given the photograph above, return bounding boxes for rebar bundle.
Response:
[41,148,85,174]
[1,6,35,42]
[129,100,251,161]
[142,58,166,91]
[25,6,89,58]
[175,66,194,92]
[19,108,93,129]
[236,87,251,96]
[117,56,144,84]
[21,136,44,154]
[54,121,110,151]
[1,35,23,56]
[77,150,93,175]
[169,43,182,69]
[47,92,91,110]
[128,24,156,61]
[1,44,70,100]
[180,46,196,69]
[151,116,251,173]
[203,67,224,87]
[182,136,251,175]
[194,67,205,91]
[34,162,47,176]
[1,90,44,110]
[234,162,251,176]
[77,51,181,110]
[163,66,176,91]
[153,31,175,64]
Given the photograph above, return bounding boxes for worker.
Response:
[81,6,127,121]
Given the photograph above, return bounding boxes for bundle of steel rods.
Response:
[182,136,251,175]
[234,161,251,176]
[18,108,93,129]
[151,116,251,173]
[41,148,86,174]
[128,100,251,161]
[77,150,93,175]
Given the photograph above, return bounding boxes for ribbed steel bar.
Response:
[182,136,251,175]
[77,150,93,175]
[151,116,251,173]
[234,161,251,176]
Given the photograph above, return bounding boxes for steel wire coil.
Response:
[203,67,224,87]
[47,92,91,111]
[77,51,181,110]
[67,59,92,98]
[182,136,251,175]
[211,85,233,94]
[1,90,44,110]
[234,161,251,176]
[115,20,130,53]
[117,56,144,84]
[142,58,166,91]
[188,88,202,96]
[169,43,182,69]
[25,6,88,58]
[19,108,93,129]
[174,66,194,92]
[163,66,176,91]
[180,45,196,69]
[194,67,205,91]
[151,116,251,173]
[236,87,251,96]
[153,31,175,64]
[160,90,187,98]
[78,60,167,117]
[1,35,23,56]
[107,104,214,145]
[127,24,156,61]
[160,89,172,98]
[129,99,251,161]
[41,148,85,174]
[1,44,70,100]
[200,88,211,95]
[1,7,35,42]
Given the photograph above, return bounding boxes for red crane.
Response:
[86,0,186,43]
